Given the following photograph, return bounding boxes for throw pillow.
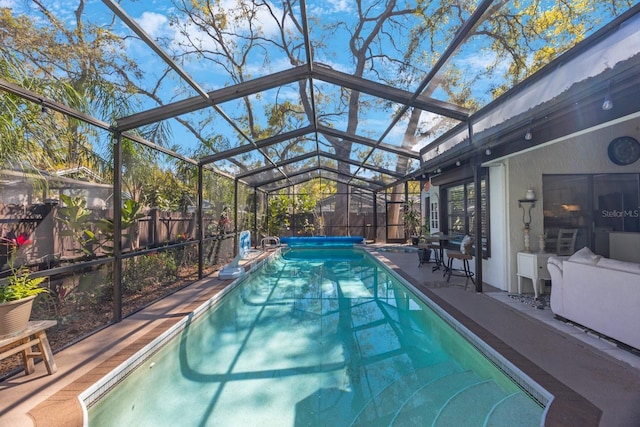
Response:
[568,246,601,265]
[460,235,472,254]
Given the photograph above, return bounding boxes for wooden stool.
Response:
[0,320,58,376]
[430,242,442,268]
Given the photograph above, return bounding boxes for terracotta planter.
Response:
[0,295,36,338]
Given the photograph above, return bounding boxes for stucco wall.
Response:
[503,115,640,292]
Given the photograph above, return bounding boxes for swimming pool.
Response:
[82,246,551,426]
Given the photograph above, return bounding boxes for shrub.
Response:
[122,251,178,294]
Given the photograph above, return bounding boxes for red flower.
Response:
[15,233,32,247]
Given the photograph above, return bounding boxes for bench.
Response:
[0,320,58,376]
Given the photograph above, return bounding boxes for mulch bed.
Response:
[0,264,219,381]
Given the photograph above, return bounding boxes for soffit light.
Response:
[602,80,613,111]
[524,119,533,141]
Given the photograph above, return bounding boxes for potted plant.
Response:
[402,200,421,245]
[0,233,48,337]
[418,223,431,244]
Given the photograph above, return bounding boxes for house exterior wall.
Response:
[418,114,639,292]
[483,164,509,290]
[502,114,640,293]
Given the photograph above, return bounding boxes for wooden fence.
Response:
[1,204,224,272]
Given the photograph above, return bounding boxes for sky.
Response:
[4,0,639,182]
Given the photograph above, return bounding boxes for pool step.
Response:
[387,374,543,427]
[388,370,487,426]
[352,364,487,427]
[350,362,461,427]
[429,380,510,426]
[484,392,544,427]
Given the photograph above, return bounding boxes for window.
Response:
[447,183,468,236]
[442,176,489,256]
[430,196,439,231]
[543,173,640,256]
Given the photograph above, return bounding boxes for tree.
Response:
[167,0,423,234]
[267,193,291,236]
[3,0,633,237]
[1,2,128,169]
[0,50,85,172]
[0,1,179,206]
[165,0,631,235]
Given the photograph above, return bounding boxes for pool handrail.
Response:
[260,236,280,250]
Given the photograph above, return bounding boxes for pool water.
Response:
[87,247,548,426]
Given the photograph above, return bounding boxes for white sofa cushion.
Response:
[547,256,566,273]
[596,257,640,274]
[558,260,640,349]
[568,246,601,265]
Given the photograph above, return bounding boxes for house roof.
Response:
[3,1,640,193]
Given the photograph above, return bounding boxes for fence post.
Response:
[149,208,157,248]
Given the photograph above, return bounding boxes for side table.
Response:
[517,252,555,299]
[0,320,58,376]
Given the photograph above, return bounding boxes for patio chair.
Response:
[445,235,475,288]
[427,232,444,271]
[556,228,578,256]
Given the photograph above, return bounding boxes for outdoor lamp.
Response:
[518,192,537,252]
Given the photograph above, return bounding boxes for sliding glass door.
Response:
[543,174,640,257]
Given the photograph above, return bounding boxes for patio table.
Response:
[423,234,457,273]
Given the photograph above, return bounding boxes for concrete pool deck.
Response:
[1,245,639,426]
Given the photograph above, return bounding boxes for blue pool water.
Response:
[85,247,549,426]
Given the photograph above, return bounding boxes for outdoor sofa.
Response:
[547,247,640,351]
